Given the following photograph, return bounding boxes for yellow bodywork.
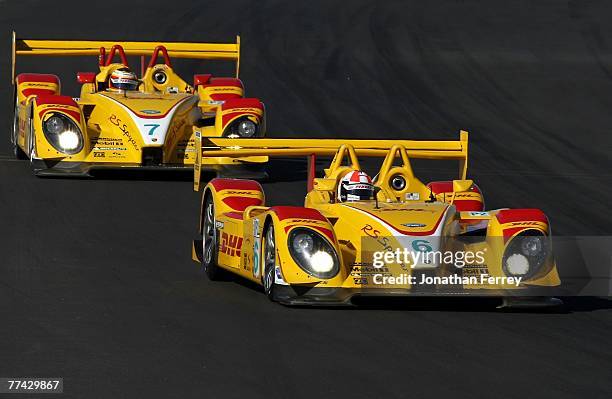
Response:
[193,132,560,304]
[11,33,266,175]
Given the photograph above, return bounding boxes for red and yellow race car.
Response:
[10,32,266,176]
[191,132,561,307]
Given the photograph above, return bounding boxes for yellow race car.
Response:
[191,132,561,307]
[10,33,266,176]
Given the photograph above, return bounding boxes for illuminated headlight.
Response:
[505,254,530,276]
[502,233,548,279]
[42,113,84,155]
[224,118,258,138]
[288,228,339,279]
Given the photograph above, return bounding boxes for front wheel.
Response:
[202,195,221,280]
[262,224,277,300]
[12,94,27,160]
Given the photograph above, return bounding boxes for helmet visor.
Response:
[110,77,139,91]
[345,187,374,201]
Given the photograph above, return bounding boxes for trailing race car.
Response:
[10,32,266,176]
[191,132,561,307]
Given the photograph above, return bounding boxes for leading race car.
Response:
[191,132,562,307]
[10,32,266,176]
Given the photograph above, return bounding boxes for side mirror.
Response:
[452,179,473,193]
[77,72,96,84]
[373,186,382,208]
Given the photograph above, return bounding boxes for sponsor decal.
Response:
[402,223,426,228]
[109,114,139,150]
[253,219,261,278]
[361,224,393,252]
[405,192,420,201]
[94,147,126,151]
[91,137,124,146]
[140,109,161,115]
[168,119,186,144]
[462,264,489,277]
[469,211,489,217]
[411,239,433,252]
[214,221,224,229]
[507,221,543,227]
[93,152,105,158]
[220,232,243,257]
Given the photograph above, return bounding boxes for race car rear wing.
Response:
[11,31,241,83]
[194,130,469,191]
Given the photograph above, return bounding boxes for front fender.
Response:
[32,95,89,160]
[482,209,559,286]
[199,178,265,234]
[265,206,346,285]
[215,98,265,137]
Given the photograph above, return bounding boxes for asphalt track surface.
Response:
[1,1,612,398]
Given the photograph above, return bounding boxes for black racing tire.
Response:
[12,94,28,160]
[201,195,221,280]
[262,223,277,300]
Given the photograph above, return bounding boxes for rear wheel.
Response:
[12,94,27,160]
[262,224,277,300]
[202,195,221,280]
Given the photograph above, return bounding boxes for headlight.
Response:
[288,227,339,279]
[502,232,548,279]
[238,120,257,137]
[42,113,84,155]
[224,117,258,138]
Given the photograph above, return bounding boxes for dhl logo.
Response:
[501,221,548,237]
[503,221,547,228]
[220,232,243,257]
[285,219,326,225]
[454,192,482,199]
[39,104,79,112]
[221,107,263,116]
[20,82,57,89]
[223,190,259,195]
[208,87,243,93]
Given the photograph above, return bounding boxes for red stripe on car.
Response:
[210,178,262,192]
[222,197,263,212]
[16,73,60,84]
[496,209,547,225]
[270,206,327,222]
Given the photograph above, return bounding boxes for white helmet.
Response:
[108,68,139,92]
[338,170,375,202]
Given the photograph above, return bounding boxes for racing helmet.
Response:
[338,170,375,202]
[108,68,139,92]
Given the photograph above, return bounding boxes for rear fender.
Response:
[427,180,484,212]
[197,77,244,104]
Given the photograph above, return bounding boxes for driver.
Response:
[108,67,139,92]
[337,170,375,202]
